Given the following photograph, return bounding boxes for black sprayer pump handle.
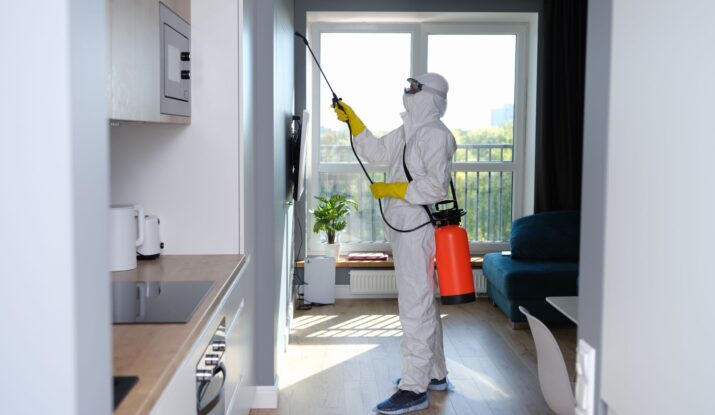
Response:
[332,95,344,111]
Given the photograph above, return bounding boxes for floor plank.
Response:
[251,299,576,415]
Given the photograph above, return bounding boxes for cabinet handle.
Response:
[181,52,191,61]
[197,362,226,414]
[181,70,191,80]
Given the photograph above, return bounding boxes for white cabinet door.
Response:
[110,0,190,124]
[151,266,249,415]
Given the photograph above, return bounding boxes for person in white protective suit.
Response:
[333,72,456,414]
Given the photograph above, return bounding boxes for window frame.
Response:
[306,20,533,255]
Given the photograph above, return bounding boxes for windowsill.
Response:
[295,255,484,269]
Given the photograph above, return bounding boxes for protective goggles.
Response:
[403,78,446,99]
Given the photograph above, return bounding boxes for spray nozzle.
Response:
[295,31,341,101]
[294,32,309,45]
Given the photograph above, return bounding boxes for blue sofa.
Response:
[483,211,580,326]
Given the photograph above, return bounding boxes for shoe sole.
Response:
[373,397,430,414]
[426,382,447,391]
[393,379,448,391]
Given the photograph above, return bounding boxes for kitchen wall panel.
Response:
[111,0,240,255]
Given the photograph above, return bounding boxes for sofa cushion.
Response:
[510,211,580,260]
[482,253,578,299]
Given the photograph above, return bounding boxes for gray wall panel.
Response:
[578,0,612,413]
[252,0,278,387]
[241,0,259,389]
[252,0,296,387]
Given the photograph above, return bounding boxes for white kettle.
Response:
[137,215,163,259]
[110,205,145,271]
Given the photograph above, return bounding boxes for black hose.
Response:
[343,117,433,233]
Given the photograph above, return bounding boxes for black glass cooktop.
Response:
[113,376,138,409]
[112,281,213,324]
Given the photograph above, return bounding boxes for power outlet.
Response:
[575,339,596,415]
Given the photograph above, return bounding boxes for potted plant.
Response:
[310,194,358,258]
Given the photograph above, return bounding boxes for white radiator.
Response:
[474,270,488,295]
[349,269,488,295]
[349,270,398,294]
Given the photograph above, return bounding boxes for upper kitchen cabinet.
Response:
[110,0,192,124]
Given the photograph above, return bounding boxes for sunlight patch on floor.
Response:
[278,343,379,388]
[295,314,403,337]
[292,313,452,338]
[446,357,511,399]
[291,314,338,330]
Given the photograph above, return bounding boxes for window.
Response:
[308,20,533,254]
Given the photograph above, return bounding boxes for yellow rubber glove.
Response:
[332,101,366,136]
[370,182,408,200]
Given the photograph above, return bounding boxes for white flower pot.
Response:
[324,243,340,258]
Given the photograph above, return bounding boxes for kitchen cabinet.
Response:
[149,261,253,415]
[109,0,191,124]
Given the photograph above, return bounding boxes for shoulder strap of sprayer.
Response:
[402,144,460,224]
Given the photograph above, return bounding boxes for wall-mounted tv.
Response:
[287,109,309,202]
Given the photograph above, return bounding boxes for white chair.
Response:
[519,306,575,415]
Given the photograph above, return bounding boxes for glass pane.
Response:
[451,171,513,243]
[318,170,512,244]
[317,172,388,243]
[319,33,412,162]
[428,35,516,162]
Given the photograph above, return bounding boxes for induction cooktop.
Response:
[112,281,213,324]
[113,376,138,409]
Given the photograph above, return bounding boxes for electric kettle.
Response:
[137,215,163,259]
[110,205,145,271]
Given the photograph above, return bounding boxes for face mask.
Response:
[403,93,415,112]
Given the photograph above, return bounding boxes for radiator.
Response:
[349,269,488,295]
[349,270,398,294]
[474,270,488,295]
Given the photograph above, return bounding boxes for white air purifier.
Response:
[304,256,336,304]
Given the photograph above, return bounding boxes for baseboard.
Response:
[252,376,279,409]
[227,383,255,415]
[335,284,398,299]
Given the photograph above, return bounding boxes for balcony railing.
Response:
[317,143,513,244]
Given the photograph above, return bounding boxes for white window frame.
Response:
[306,16,536,256]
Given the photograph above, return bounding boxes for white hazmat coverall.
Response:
[353,73,456,394]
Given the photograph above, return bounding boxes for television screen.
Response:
[288,109,310,201]
[295,109,309,201]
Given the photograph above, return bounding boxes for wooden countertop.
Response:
[295,255,484,269]
[113,254,247,415]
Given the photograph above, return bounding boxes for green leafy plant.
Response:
[310,194,358,244]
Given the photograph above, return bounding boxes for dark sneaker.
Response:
[393,377,448,391]
[373,389,429,414]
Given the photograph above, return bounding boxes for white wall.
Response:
[0,1,111,414]
[599,1,715,413]
[111,0,240,255]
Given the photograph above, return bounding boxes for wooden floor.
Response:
[251,299,577,415]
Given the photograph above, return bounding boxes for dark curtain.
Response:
[535,0,588,212]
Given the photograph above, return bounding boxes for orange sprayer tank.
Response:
[435,225,476,305]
